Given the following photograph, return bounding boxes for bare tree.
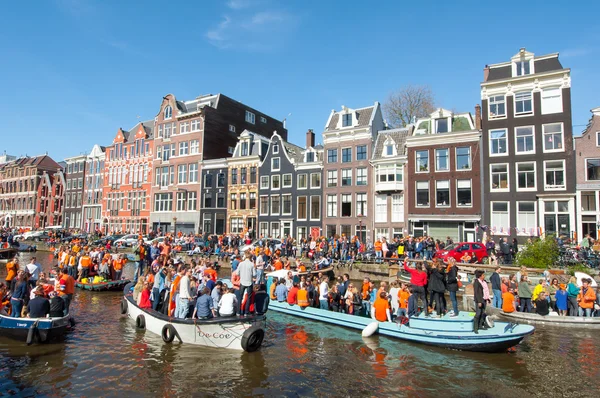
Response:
[383,84,436,128]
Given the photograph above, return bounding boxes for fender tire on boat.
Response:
[161,324,176,343]
[136,314,146,330]
[26,324,39,346]
[485,315,495,329]
[241,326,265,352]
[120,298,128,315]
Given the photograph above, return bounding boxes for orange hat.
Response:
[559,283,566,289]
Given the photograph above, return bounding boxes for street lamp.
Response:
[357,214,365,245]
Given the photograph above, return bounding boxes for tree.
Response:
[514,235,559,269]
[383,84,436,128]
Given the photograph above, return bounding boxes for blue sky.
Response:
[1,0,599,160]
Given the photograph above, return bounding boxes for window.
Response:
[356,193,367,216]
[455,147,471,170]
[516,202,536,234]
[491,164,509,191]
[435,118,448,133]
[516,162,536,190]
[342,113,352,127]
[490,129,508,155]
[272,144,279,154]
[543,123,563,152]
[491,202,509,235]
[582,192,596,211]
[391,194,403,223]
[310,196,321,220]
[342,148,352,163]
[188,164,198,183]
[272,158,280,171]
[245,111,255,124]
[260,116,267,123]
[271,196,280,215]
[416,150,429,172]
[436,180,450,207]
[310,173,321,189]
[541,87,562,114]
[190,140,199,154]
[240,142,249,157]
[282,195,292,215]
[283,174,292,188]
[515,126,535,154]
[416,181,429,207]
[435,149,449,171]
[488,95,506,118]
[375,195,387,222]
[239,193,247,209]
[229,124,235,133]
[164,105,172,119]
[164,123,172,139]
[385,144,394,156]
[153,193,172,212]
[230,217,244,234]
[228,146,234,155]
[457,180,472,207]
[179,141,189,156]
[327,149,338,163]
[376,164,403,183]
[250,167,257,184]
[204,192,212,208]
[177,165,187,184]
[587,159,600,181]
[240,167,247,185]
[204,173,213,188]
[298,196,307,219]
[260,196,269,215]
[341,194,352,217]
[298,174,307,189]
[356,168,367,185]
[326,195,337,217]
[327,170,337,187]
[341,169,352,186]
[545,160,565,190]
[230,194,237,210]
[515,91,533,115]
[191,119,201,131]
[249,192,256,209]
[271,175,280,189]
[231,169,238,185]
[185,192,196,211]
[217,173,225,188]
[515,60,531,76]
[259,222,268,238]
[356,145,367,160]
[260,176,269,189]
[270,222,280,238]
[306,152,315,162]
[180,122,189,134]
[176,192,187,211]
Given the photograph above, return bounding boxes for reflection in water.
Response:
[0,252,599,396]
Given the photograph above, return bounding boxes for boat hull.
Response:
[124,295,266,351]
[496,310,600,329]
[0,313,72,344]
[269,301,533,353]
[76,280,131,291]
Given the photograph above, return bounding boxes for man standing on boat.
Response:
[26,257,41,289]
[473,270,489,333]
[490,267,502,308]
[238,251,255,316]
[176,268,192,319]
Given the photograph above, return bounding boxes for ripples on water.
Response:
[0,252,599,397]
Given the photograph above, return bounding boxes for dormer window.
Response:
[273,144,279,154]
[306,151,314,162]
[245,111,255,124]
[435,118,449,134]
[342,113,352,127]
[241,142,249,156]
[385,144,394,156]
[164,105,172,120]
[515,60,531,76]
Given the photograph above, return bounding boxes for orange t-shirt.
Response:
[205,268,217,282]
[80,256,92,268]
[502,292,515,313]
[373,298,389,322]
[61,274,75,295]
[299,264,307,272]
[113,259,126,271]
[5,261,18,281]
[146,273,155,285]
[274,260,283,270]
[398,290,410,309]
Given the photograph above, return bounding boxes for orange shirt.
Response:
[270,282,277,300]
[5,261,18,281]
[502,292,515,313]
[374,241,382,251]
[102,253,112,264]
[205,268,217,282]
[80,256,92,268]
[299,264,307,272]
[297,289,309,307]
[274,259,283,270]
[113,259,126,271]
[361,283,370,300]
[61,274,75,295]
[578,287,597,309]
[398,290,410,309]
[146,273,155,285]
[373,297,389,322]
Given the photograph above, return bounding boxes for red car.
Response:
[434,242,488,263]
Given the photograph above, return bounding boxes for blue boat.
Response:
[0,312,74,345]
[267,301,534,353]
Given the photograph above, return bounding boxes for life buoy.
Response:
[120,298,128,315]
[161,324,176,343]
[26,323,39,346]
[136,314,146,329]
[241,326,265,352]
[485,315,495,329]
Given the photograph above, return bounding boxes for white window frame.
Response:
[229,124,236,133]
[282,194,292,215]
[310,173,321,189]
[375,194,387,222]
[270,196,280,215]
[435,148,449,172]
[260,176,269,189]
[260,116,267,123]
[282,173,293,188]
[514,91,533,116]
[490,201,510,236]
[356,167,367,185]
[191,119,201,131]
[514,126,535,155]
[260,196,269,216]
[271,157,280,171]
[297,196,308,220]
[178,141,189,156]
[435,180,450,207]
[542,123,564,153]
[271,175,280,190]
[596,132,600,147]
[456,179,472,208]
[164,105,172,120]
[488,95,506,119]
[391,194,403,223]
[516,201,537,235]
[415,150,429,173]
[455,147,472,171]
[541,87,562,115]
[190,140,199,154]
[415,181,429,208]
[326,194,337,218]
[515,161,536,191]
[490,163,510,192]
[489,129,508,157]
[327,170,338,187]
[543,159,566,191]
[297,173,307,189]
[273,144,279,154]
[245,111,255,124]
[585,158,600,182]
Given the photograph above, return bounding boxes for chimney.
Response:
[306,129,315,148]
[483,65,490,82]
[475,104,482,130]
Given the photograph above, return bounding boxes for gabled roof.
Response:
[325,103,377,131]
[0,155,62,172]
[485,49,565,82]
[372,128,412,159]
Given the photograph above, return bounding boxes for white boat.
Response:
[496,310,600,329]
[120,288,267,352]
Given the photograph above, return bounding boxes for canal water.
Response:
[1,252,599,397]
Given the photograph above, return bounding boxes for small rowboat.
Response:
[121,284,267,352]
[76,279,131,292]
[496,310,600,329]
[0,312,74,345]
